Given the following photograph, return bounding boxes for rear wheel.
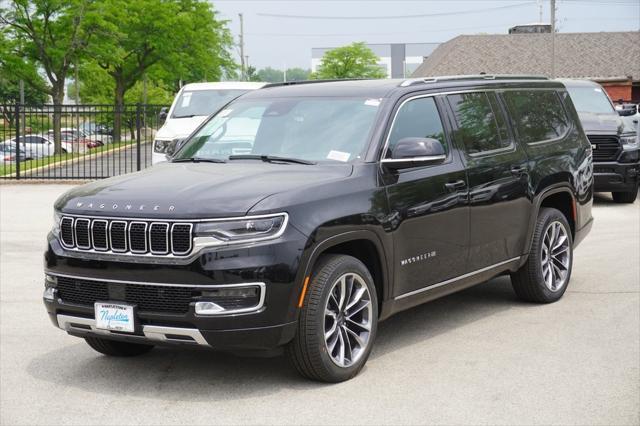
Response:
[511,208,573,303]
[286,254,378,382]
[612,187,638,204]
[85,337,154,357]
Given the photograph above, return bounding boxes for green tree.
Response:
[312,42,386,80]
[256,67,283,83]
[284,67,310,82]
[1,0,100,152]
[84,0,235,142]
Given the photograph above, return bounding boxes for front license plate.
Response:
[95,303,135,333]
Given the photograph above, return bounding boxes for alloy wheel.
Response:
[324,272,373,368]
[541,220,571,292]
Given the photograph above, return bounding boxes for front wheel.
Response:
[511,208,573,303]
[286,254,378,382]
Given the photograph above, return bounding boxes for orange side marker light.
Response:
[298,276,310,308]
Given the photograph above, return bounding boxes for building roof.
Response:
[412,31,640,81]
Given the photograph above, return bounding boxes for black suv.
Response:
[44,76,593,382]
[561,79,639,203]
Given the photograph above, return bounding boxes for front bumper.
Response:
[593,160,639,192]
[43,225,308,352]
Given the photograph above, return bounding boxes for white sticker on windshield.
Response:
[364,98,381,107]
[594,88,602,93]
[181,93,192,107]
[218,109,232,117]
[327,150,350,162]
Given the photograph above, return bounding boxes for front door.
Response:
[446,91,531,271]
[382,95,469,298]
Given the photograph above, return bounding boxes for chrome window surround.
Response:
[56,213,289,262]
[379,87,573,161]
[46,272,266,316]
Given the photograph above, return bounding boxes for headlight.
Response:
[154,139,182,154]
[194,214,288,243]
[52,210,62,236]
[620,134,639,150]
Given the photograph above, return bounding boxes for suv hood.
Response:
[55,162,353,218]
[155,116,208,140]
[577,111,630,135]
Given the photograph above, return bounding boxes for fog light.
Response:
[45,274,57,287]
[195,301,225,315]
[43,287,56,301]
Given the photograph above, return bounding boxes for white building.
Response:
[311,43,441,78]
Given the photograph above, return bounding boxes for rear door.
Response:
[446,91,531,271]
[382,95,469,297]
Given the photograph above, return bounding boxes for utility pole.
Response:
[239,13,245,81]
[550,0,556,78]
[283,63,287,82]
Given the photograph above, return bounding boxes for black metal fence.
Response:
[0,103,168,180]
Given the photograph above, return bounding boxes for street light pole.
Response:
[550,0,556,78]
[239,13,245,81]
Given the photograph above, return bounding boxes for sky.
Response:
[211,0,640,70]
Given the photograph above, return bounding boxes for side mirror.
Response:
[159,107,168,120]
[381,137,446,170]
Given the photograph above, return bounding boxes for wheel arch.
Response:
[301,230,390,313]
[523,185,576,260]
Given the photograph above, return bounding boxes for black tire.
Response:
[612,188,638,204]
[85,336,154,357]
[511,208,573,303]
[286,254,378,382]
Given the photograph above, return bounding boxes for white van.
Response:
[152,81,266,164]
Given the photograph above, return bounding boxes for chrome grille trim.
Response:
[149,222,170,255]
[61,216,193,257]
[74,218,91,249]
[170,223,193,255]
[128,221,148,254]
[91,220,109,251]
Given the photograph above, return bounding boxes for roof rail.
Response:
[263,78,366,88]
[399,74,549,87]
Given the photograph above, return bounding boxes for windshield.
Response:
[567,86,616,114]
[174,96,382,163]
[171,89,248,118]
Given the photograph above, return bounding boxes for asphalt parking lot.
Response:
[1,184,638,426]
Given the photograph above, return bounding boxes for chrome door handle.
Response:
[444,180,466,192]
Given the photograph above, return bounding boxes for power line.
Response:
[256,2,536,20]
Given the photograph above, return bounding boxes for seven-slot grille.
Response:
[588,135,621,162]
[60,216,193,256]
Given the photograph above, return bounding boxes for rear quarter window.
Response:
[502,90,570,144]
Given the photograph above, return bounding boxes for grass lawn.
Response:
[0,139,143,176]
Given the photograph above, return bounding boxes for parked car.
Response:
[48,129,103,149]
[560,79,639,203]
[45,76,593,382]
[0,144,27,163]
[79,122,114,144]
[4,134,80,158]
[152,81,266,164]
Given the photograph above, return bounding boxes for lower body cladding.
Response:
[43,228,307,352]
[593,160,639,192]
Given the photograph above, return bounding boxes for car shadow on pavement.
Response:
[27,276,527,398]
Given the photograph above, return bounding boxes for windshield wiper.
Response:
[172,114,197,118]
[172,157,226,163]
[228,154,316,165]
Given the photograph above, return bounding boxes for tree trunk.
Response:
[113,79,126,144]
[51,87,64,155]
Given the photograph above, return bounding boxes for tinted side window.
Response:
[447,92,509,154]
[502,90,570,144]
[386,97,447,158]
